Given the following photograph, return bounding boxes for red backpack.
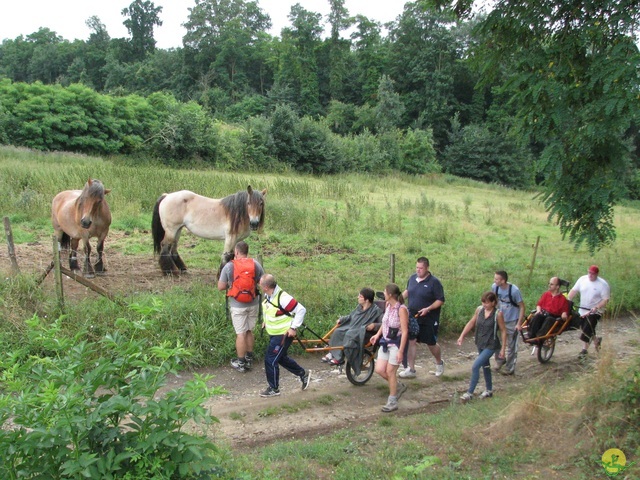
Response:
[226,258,257,303]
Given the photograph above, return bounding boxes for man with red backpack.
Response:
[218,241,264,372]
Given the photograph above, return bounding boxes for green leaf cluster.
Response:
[0,303,225,479]
[475,0,640,252]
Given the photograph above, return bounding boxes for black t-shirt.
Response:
[406,273,445,324]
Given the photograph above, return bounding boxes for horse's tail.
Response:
[60,232,71,250]
[152,194,167,255]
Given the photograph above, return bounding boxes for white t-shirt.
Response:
[571,275,610,315]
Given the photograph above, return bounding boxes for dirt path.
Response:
[166,316,638,450]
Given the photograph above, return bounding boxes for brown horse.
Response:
[51,178,112,278]
[152,185,266,276]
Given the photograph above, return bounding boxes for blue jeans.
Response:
[468,347,495,394]
[494,321,518,373]
[265,334,305,389]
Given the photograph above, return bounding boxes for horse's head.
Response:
[246,185,266,231]
[78,178,110,229]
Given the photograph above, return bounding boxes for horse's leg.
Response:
[94,235,107,275]
[171,246,188,273]
[171,227,188,273]
[69,238,80,271]
[83,239,95,278]
[217,236,237,279]
[159,242,180,275]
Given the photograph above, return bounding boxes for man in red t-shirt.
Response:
[527,277,570,339]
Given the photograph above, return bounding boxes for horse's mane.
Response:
[221,189,265,234]
[86,179,106,197]
[77,179,106,207]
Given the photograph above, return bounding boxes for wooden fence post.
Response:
[527,236,540,286]
[389,253,395,284]
[3,216,20,274]
[52,235,64,312]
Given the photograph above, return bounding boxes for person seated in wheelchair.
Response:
[525,277,570,340]
[321,287,383,365]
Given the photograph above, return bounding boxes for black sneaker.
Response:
[301,370,312,391]
[578,349,588,360]
[244,354,253,370]
[230,358,246,372]
[259,386,280,397]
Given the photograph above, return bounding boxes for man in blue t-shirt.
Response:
[401,257,446,378]
[491,270,525,375]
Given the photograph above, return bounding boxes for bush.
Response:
[442,123,533,189]
[398,128,440,174]
[0,302,227,479]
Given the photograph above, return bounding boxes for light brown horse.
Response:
[51,178,112,278]
[152,185,266,276]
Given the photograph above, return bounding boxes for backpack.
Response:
[227,258,257,303]
[494,284,519,307]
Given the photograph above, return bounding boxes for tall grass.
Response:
[1,146,640,366]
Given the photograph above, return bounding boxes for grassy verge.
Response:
[226,347,640,479]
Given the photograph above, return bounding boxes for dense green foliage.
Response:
[0,304,225,479]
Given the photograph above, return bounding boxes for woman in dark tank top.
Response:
[456,291,507,402]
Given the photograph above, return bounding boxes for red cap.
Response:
[588,265,599,274]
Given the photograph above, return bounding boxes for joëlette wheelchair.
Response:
[291,295,385,386]
[519,278,581,363]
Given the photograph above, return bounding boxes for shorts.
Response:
[579,313,600,343]
[230,305,259,334]
[416,319,439,346]
[377,342,401,366]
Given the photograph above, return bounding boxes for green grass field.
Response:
[1,146,638,478]
[2,145,639,334]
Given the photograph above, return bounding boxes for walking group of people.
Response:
[218,243,610,411]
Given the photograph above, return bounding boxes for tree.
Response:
[325,0,354,103]
[183,0,271,100]
[82,16,111,90]
[121,0,163,61]
[374,74,405,133]
[387,4,462,149]
[276,4,323,116]
[350,15,387,105]
[475,0,640,252]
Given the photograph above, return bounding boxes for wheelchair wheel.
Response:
[346,348,375,386]
[537,336,556,364]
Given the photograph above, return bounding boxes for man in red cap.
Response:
[568,265,610,358]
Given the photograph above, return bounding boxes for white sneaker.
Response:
[479,390,493,399]
[435,361,445,377]
[460,392,473,402]
[382,400,398,412]
[398,367,416,378]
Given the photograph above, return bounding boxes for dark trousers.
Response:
[528,313,558,338]
[265,334,305,389]
[580,314,601,343]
